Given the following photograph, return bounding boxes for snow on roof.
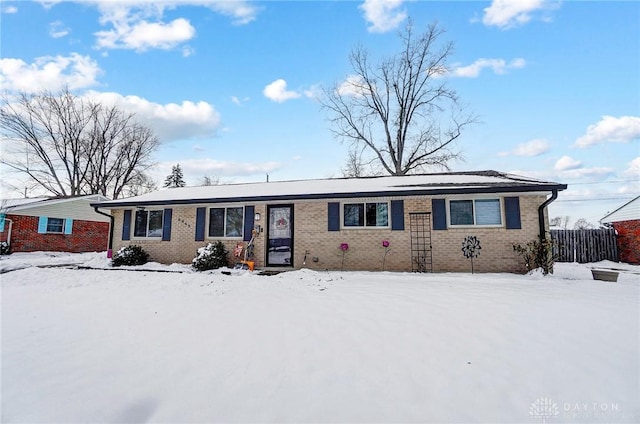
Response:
[93,170,566,208]
[0,197,49,209]
[600,195,640,223]
[1,194,110,212]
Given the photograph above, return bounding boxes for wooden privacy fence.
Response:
[551,229,618,263]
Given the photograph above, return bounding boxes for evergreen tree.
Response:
[164,164,186,188]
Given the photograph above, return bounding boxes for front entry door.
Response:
[267,205,294,266]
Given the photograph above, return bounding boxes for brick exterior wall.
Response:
[0,214,109,253]
[611,220,640,264]
[112,194,548,273]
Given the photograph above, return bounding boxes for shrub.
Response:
[192,241,229,271]
[513,238,556,275]
[111,245,150,267]
[0,241,10,255]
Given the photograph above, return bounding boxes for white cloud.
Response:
[359,0,407,33]
[574,116,640,148]
[230,96,250,106]
[204,0,259,25]
[81,1,258,52]
[624,157,640,178]
[182,45,195,57]
[2,5,18,13]
[86,91,221,143]
[0,54,102,93]
[303,84,322,99]
[499,138,550,157]
[561,167,615,180]
[49,20,70,38]
[554,155,582,171]
[336,75,370,97]
[95,17,195,51]
[263,79,301,103]
[157,158,282,181]
[450,58,526,78]
[482,0,554,29]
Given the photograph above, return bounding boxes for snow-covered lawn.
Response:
[1,252,639,423]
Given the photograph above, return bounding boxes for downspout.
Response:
[94,207,114,258]
[538,189,559,241]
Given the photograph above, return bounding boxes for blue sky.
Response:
[1,0,638,225]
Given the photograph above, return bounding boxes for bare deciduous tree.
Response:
[322,21,475,175]
[550,216,570,229]
[573,218,595,230]
[341,146,382,178]
[201,175,220,186]
[121,171,158,198]
[0,87,159,199]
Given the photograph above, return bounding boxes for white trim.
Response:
[446,197,504,228]
[341,201,391,230]
[132,209,164,239]
[45,217,66,234]
[206,205,244,239]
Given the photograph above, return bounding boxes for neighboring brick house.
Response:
[92,171,566,273]
[600,195,640,265]
[0,194,111,253]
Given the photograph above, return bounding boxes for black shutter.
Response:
[162,208,172,241]
[244,206,255,241]
[432,199,447,230]
[122,210,132,240]
[390,200,404,230]
[328,202,340,231]
[195,207,206,241]
[504,197,522,229]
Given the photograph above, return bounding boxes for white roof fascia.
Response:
[600,195,640,223]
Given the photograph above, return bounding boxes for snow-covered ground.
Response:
[1,252,639,423]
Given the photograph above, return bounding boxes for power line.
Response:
[556,196,637,203]
[565,179,638,186]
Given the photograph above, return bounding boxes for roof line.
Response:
[600,194,640,223]
[91,184,567,208]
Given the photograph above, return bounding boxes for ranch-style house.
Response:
[92,171,567,273]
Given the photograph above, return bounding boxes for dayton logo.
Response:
[530,397,559,423]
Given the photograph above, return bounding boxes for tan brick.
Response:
[110,194,549,273]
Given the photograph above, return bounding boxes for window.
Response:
[46,218,65,233]
[208,207,244,238]
[38,216,73,234]
[134,209,163,237]
[343,202,389,228]
[449,199,502,226]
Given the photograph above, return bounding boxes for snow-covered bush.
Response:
[111,245,150,267]
[192,241,229,271]
[0,241,10,255]
[513,238,555,275]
